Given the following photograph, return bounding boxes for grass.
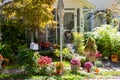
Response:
[1,60,120,79]
[1,70,120,80]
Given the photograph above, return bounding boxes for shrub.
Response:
[17,47,34,66]
[73,32,84,54]
[38,56,52,67]
[38,56,55,76]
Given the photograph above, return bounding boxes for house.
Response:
[87,0,117,10]
[42,0,95,43]
[83,0,120,31]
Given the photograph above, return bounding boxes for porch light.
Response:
[57,0,64,62]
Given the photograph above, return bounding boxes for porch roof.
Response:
[84,0,96,9]
[53,0,96,9]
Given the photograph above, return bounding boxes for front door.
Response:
[64,10,76,43]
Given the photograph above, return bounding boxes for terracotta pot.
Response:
[111,55,118,62]
[56,70,63,75]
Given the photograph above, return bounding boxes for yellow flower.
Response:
[56,62,64,70]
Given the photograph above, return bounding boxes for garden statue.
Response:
[84,37,97,62]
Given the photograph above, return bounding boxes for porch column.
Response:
[55,8,58,44]
[74,8,77,32]
[80,8,84,32]
[90,12,94,31]
[45,26,48,42]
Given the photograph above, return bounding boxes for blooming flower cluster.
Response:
[38,56,52,66]
[70,58,80,65]
[84,62,93,70]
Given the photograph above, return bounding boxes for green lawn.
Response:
[1,61,120,80]
[1,70,120,80]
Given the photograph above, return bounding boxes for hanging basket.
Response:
[56,69,63,75]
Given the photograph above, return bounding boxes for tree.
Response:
[1,0,56,29]
[0,0,56,56]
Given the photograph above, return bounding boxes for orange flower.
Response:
[94,68,99,73]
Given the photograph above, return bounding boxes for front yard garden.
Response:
[1,25,120,80]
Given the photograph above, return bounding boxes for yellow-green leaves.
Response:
[1,0,56,29]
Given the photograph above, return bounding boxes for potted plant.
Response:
[70,58,81,71]
[84,62,93,73]
[55,62,64,75]
[110,33,120,62]
[111,54,118,62]
[84,37,97,62]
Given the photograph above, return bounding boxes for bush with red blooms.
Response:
[38,56,52,67]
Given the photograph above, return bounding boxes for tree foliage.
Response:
[1,0,56,29]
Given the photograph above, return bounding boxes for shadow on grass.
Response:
[0,74,32,80]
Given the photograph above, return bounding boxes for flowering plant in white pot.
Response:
[70,58,81,71]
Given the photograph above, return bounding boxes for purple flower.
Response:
[84,62,93,70]
[70,58,80,65]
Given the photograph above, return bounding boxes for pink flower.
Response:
[70,58,80,65]
[95,51,102,58]
[38,56,52,66]
[84,62,93,70]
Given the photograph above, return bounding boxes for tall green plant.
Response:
[93,25,118,57]
[73,32,84,54]
[16,45,35,66]
[0,43,14,61]
[0,20,26,55]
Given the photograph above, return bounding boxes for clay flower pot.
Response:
[111,54,118,62]
[56,69,63,75]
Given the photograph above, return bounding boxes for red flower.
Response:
[38,56,52,66]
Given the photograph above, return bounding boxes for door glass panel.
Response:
[64,13,74,31]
